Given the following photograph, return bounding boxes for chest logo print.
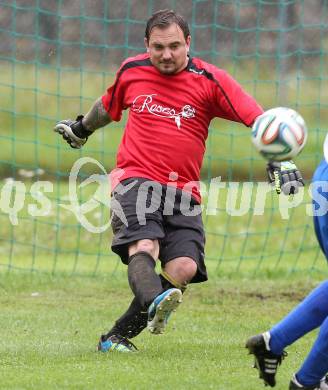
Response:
[131,94,196,129]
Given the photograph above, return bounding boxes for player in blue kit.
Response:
[246,140,328,389]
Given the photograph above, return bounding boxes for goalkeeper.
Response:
[54,9,303,352]
[246,140,328,389]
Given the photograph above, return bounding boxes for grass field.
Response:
[0,272,325,390]
[1,179,327,388]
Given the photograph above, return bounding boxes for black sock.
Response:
[127,251,163,309]
[159,273,176,291]
[160,272,187,293]
[104,266,186,340]
[105,297,148,339]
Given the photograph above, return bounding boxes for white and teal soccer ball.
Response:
[251,107,307,161]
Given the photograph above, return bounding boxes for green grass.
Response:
[0,272,325,390]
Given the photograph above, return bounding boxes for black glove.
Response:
[267,161,304,195]
[54,115,93,149]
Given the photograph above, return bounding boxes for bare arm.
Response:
[82,97,112,132]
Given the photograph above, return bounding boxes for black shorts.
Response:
[110,178,207,283]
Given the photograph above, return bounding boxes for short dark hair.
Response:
[145,9,190,41]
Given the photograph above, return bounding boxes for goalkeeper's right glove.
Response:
[54,115,93,149]
[267,160,304,195]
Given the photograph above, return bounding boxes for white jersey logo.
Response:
[131,94,196,129]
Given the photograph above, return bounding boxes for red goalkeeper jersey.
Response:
[102,53,263,203]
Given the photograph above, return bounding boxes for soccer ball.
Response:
[251,107,307,161]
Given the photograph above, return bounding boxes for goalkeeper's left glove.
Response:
[267,161,304,195]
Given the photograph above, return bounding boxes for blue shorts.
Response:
[312,159,328,259]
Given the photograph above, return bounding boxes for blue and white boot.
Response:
[97,334,138,352]
[147,288,182,334]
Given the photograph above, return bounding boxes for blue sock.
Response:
[269,280,328,355]
[296,315,328,386]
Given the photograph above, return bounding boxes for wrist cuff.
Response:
[72,115,93,138]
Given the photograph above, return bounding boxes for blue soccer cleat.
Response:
[97,334,138,352]
[147,288,182,335]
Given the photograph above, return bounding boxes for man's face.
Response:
[145,23,191,75]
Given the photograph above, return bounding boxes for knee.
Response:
[182,259,198,280]
[164,257,197,284]
[128,239,159,259]
[319,280,328,298]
